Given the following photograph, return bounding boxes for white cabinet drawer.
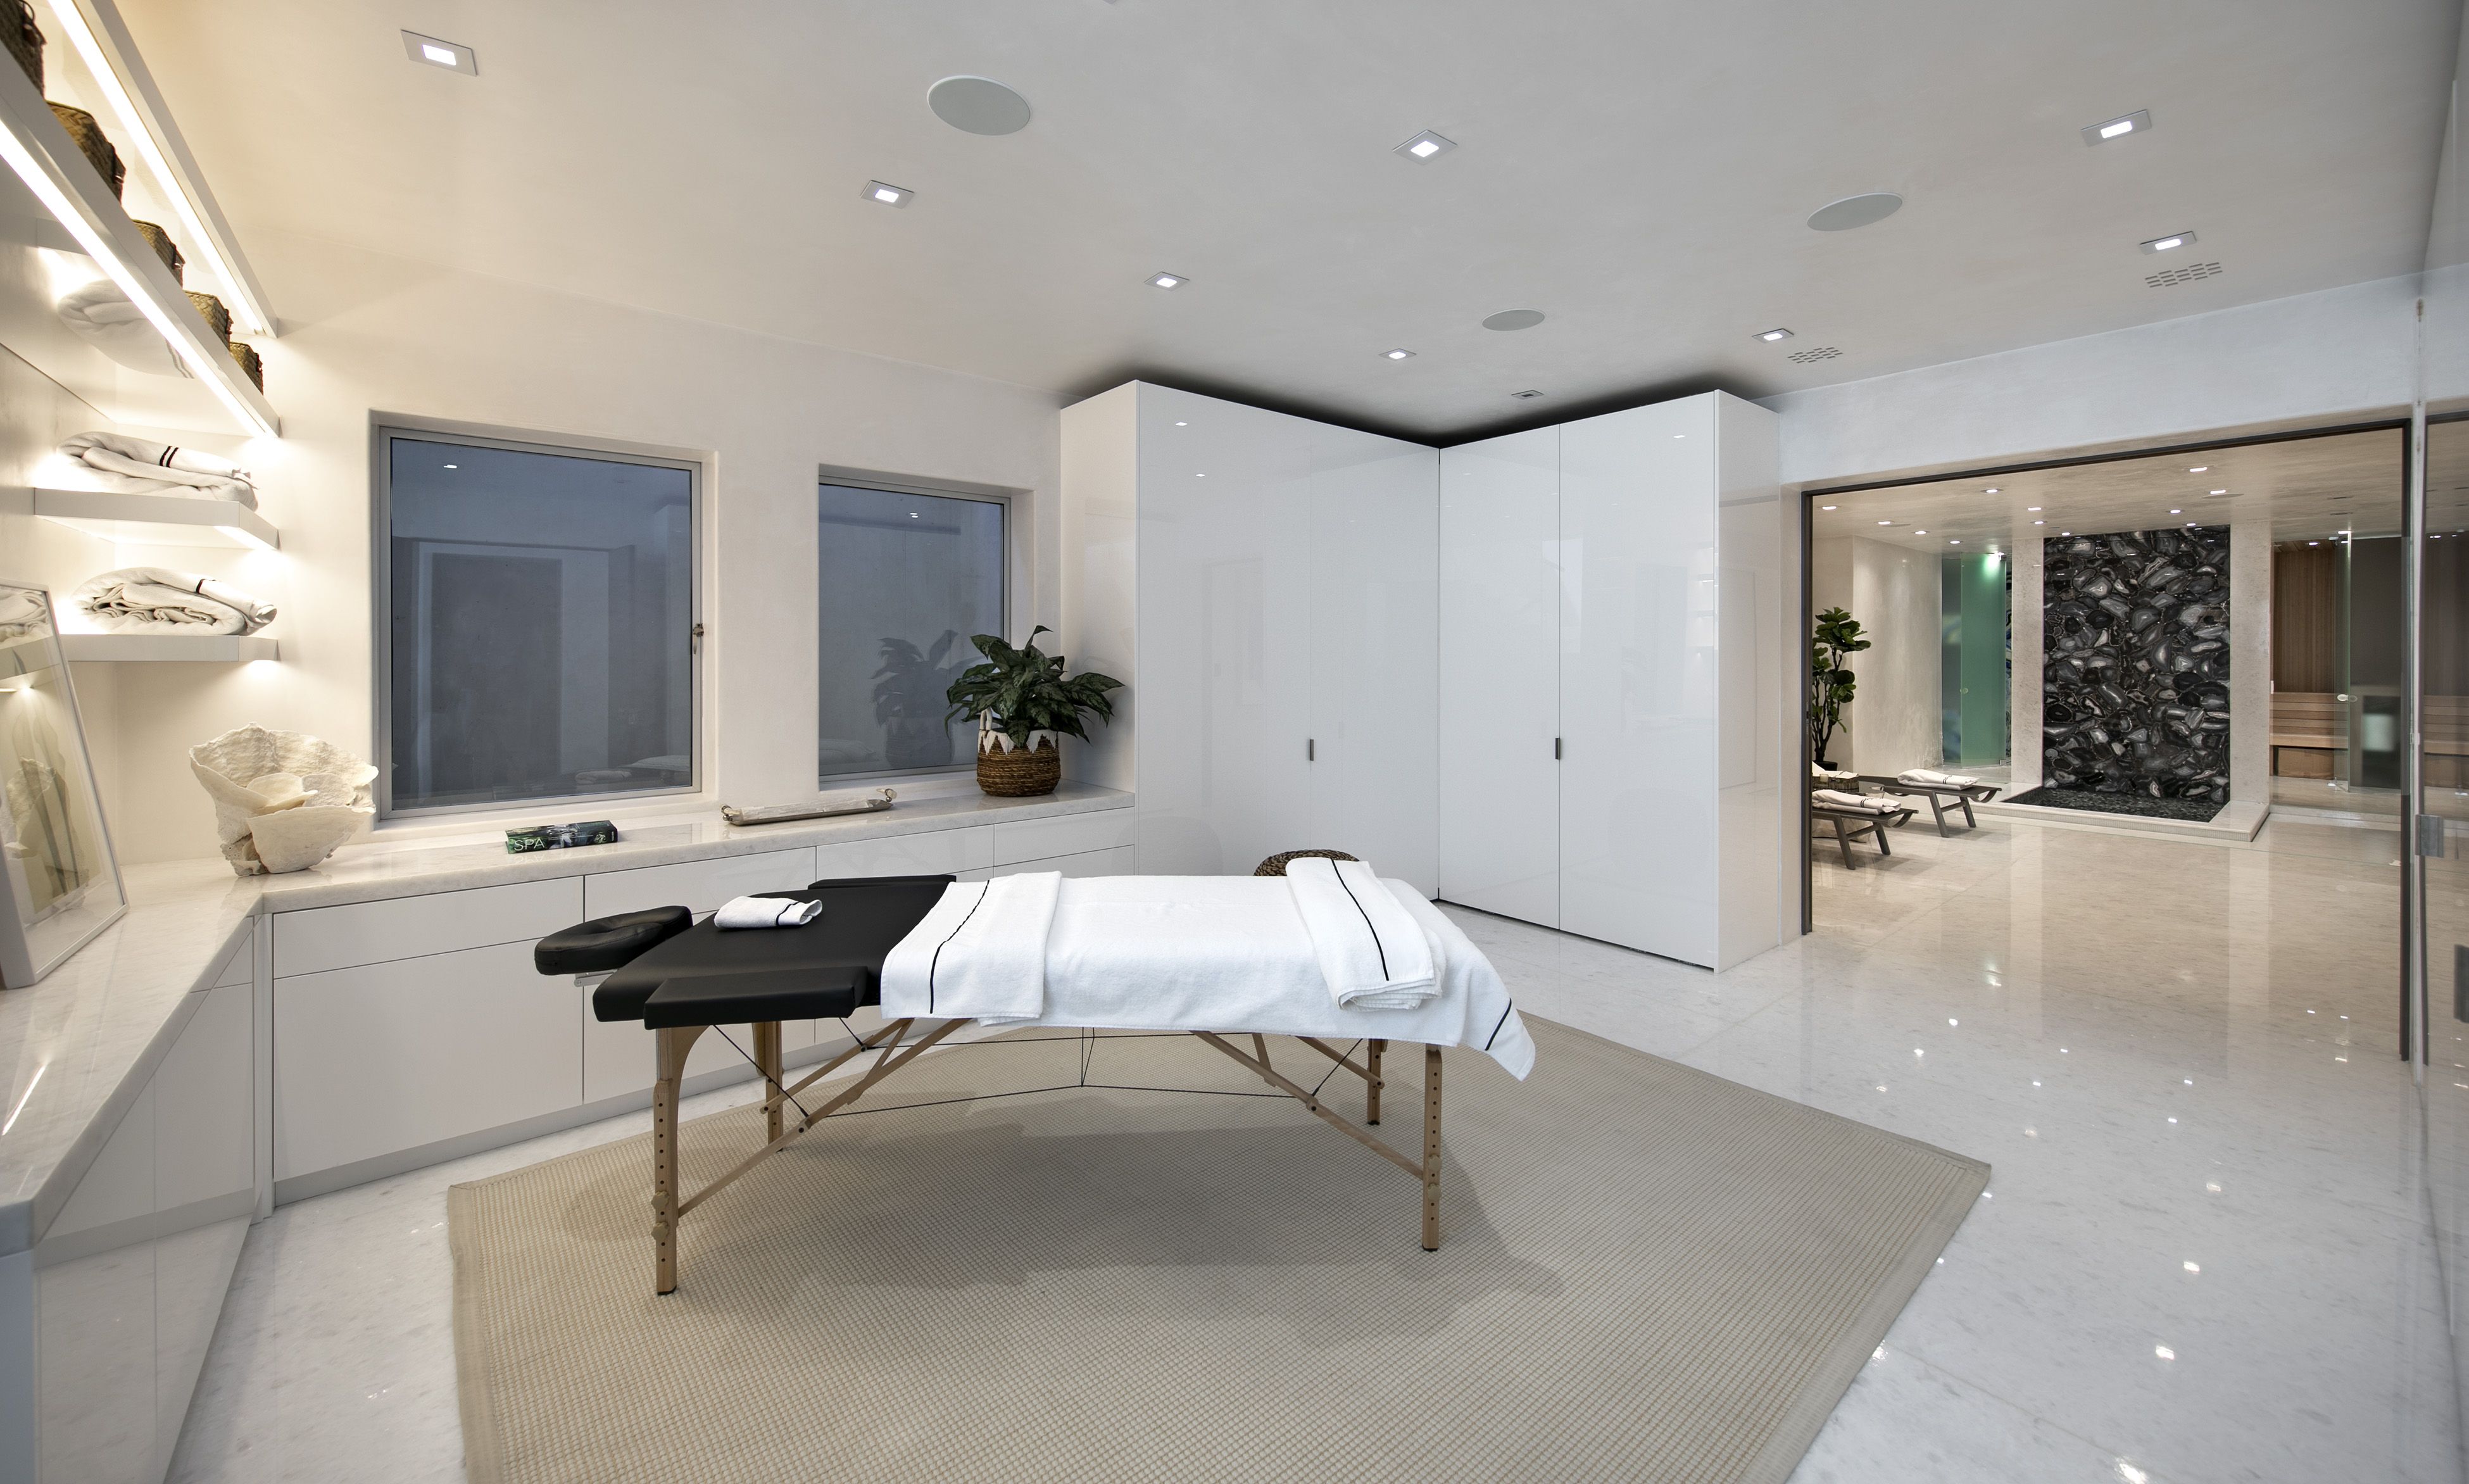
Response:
[990,810,1133,866]
[962,845,1134,881]
[274,941,581,1181]
[812,826,991,881]
[274,877,582,978]
[584,846,816,919]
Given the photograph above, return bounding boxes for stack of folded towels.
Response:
[1810,762,1858,785]
[59,432,257,507]
[1812,788,1903,814]
[70,567,275,636]
[1897,767,1979,788]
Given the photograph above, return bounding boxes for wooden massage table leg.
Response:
[753,1021,784,1142]
[1367,1038,1385,1124]
[652,1024,707,1297]
[1422,1045,1443,1252]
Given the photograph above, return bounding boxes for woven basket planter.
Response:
[185,291,230,343]
[132,220,183,282]
[229,341,261,390]
[7,3,40,91]
[976,739,1060,797]
[47,102,122,198]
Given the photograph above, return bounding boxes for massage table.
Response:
[536,871,1530,1295]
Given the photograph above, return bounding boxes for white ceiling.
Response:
[123,0,2460,441]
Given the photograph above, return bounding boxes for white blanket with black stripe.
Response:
[878,873,1535,1078]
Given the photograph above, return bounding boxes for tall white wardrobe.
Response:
[1060,382,1440,893]
[1439,393,1790,970]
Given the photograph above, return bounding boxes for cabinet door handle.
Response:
[1554,737,1562,760]
[1307,738,1316,762]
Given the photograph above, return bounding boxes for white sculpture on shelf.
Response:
[189,725,375,876]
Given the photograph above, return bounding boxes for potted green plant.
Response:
[1809,606,1869,770]
[871,631,970,770]
[943,626,1124,796]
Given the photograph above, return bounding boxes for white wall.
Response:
[1765,275,2421,489]
[63,230,1067,864]
[1809,535,1942,777]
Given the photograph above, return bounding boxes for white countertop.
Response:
[0,782,1132,1254]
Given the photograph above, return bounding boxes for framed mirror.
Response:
[0,581,123,986]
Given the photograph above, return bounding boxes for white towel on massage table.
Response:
[1285,855,1435,1010]
[713,894,822,930]
[1897,768,1978,788]
[879,875,1535,1078]
[878,870,1060,1024]
[1813,788,1902,814]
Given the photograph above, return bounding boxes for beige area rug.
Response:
[449,1019,1987,1484]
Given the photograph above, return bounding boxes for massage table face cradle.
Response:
[542,877,1450,1297]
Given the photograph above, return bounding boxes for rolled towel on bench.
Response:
[1814,788,1902,814]
[1897,767,1978,788]
[714,894,822,930]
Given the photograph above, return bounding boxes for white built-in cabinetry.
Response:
[1059,383,1439,891]
[24,928,256,1484]
[267,811,1132,1202]
[1439,393,1790,970]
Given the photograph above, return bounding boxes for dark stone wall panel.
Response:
[2043,526,2230,802]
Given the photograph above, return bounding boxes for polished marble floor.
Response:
[165,813,2460,1483]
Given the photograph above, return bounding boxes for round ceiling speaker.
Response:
[1482,308,1546,331]
[1807,192,1903,232]
[928,76,1032,136]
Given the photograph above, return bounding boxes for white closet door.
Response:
[1438,427,1561,924]
[1557,398,1719,965]
[1135,387,1316,875]
[1309,442,1441,895]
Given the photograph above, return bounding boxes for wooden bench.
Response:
[2273,691,2469,786]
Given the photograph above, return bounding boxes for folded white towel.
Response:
[713,895,822,930]
[1814,788,1902,814]
[878,872,1061,1023]
[70,567,275,635]
[1897,768,1978,788]
[60,431,256,508]
[1811,764,1857,783]
[1286,855,1437,1010]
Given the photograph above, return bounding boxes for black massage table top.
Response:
[591,874,954,1028]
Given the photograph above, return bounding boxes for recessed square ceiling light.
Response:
[2209,488,2227,494]
[1384,348,1415,360]
[1915,530,1928,535]
[2033,520,2045,525]
[1820,505,1837,510]
[1146,272,1188,290]
[402,30,477,74]
[2026,506,2040,512]
[1949,539,1960,544]
[2140,232,2195,253]
[1984,487,2000,494]
[2082,110,2151,146]
[1395,130,1457,161]
[2188,466,2208,473]
[2170,508,2181,514]
[862,180,915,208]
[1756,328,1794,342]
[1877,519,1893,525]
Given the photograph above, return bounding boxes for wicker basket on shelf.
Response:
[1252,849,1359,877]
[131,220,183,282]
[46,102,122,198]
[228,341,261,390]
[6,2,40,91]
[185,291,230,343]
[974,738,1060,797]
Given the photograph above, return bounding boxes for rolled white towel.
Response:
[879,872,1061,1023]
[60,431,256,508]
[1898,768,1978,788]
[1286,855,1438,1010]
[70,567,275,635]
[713,894,822,930]
[1814,788,1902,814]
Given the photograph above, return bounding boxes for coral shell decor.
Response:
[2042,526,2231,803]
[189,725,375,875]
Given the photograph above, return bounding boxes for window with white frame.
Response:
[379,427,698,815]
[816,479,1008,779]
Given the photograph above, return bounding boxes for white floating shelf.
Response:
[59,632,276,662]
[34,486,275,548]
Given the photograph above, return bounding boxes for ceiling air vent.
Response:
[2145,260,2223,288]
[1787,346,1843,365]
[1509,389,1546,399]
